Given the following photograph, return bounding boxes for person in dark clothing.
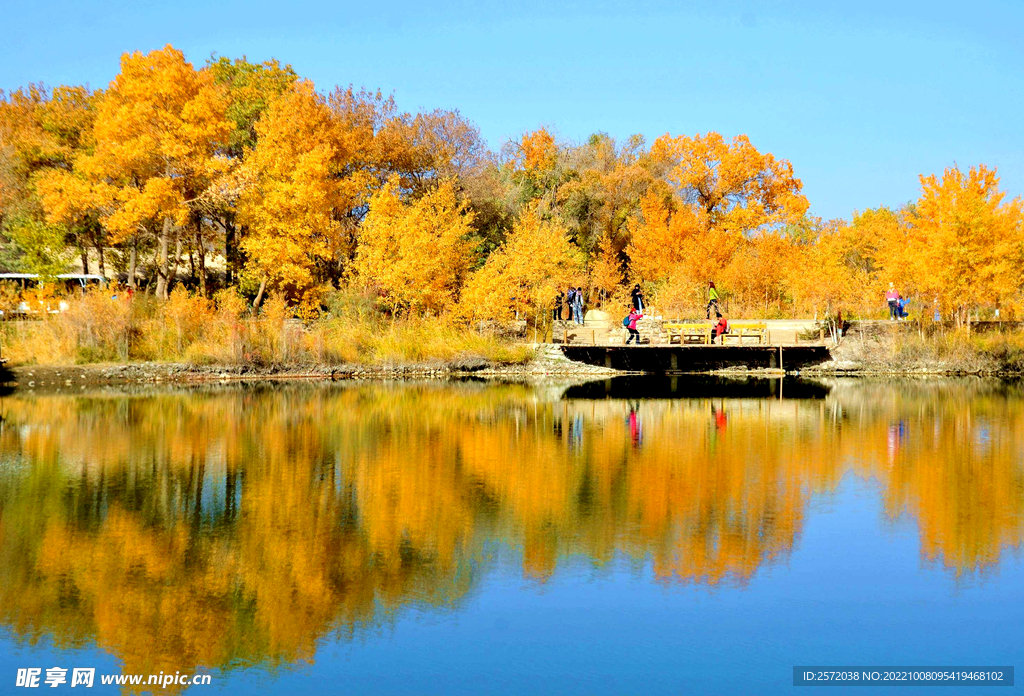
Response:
[573,286,585,324]
[886,283,899,320]
[630,284,645,312]
[625,308,644,344]
[553,291,564,320]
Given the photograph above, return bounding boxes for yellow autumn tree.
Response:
[355,179,476,313]
[627,190,741,311]
[239,80,374,301]
[723,231,795,316]
[786,223,865,318]
[908,165,1024,323]
[1,85,101,273]
[852,206,913,309]
[44,46,232,298]
[519,127,558,172]
[650,132,809,234]
[628,133,807,315]
[460,208,583,322]
[589,232,624,302]
[626,190,705,283]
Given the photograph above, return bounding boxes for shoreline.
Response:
[5,357,1024,391]
[3,355,621,389]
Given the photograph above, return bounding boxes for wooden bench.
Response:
[664,321,768,345]
[721,321,767,345]
[663,322,712,345]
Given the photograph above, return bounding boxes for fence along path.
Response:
[550,311,825,347]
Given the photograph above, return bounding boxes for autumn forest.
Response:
[2,44,1023,334]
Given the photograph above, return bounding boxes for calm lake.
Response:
[0,377,1022,694]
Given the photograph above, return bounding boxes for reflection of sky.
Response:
[2,476,1021,696]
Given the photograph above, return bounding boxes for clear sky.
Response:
[2,0,1022,220]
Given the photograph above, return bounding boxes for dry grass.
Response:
[0,289,535,368]
[835,325,1024,373]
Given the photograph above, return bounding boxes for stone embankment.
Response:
[5,345,617,389]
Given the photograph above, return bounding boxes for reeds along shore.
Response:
[817,322,1024,374]
[5,288,1024,375]
[0,290,534,368]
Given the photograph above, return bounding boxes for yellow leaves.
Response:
[650,131,808,233]
[355,179,476,313]
[0,84,95,216]
[92,45,216,174]
[34,170,107,225]
[625,133,808,314]
[909,165,1024,316]
[519,127,557,172]
[239,80,370,295]
[627,191,694,283]
[589,233,624,294]
[785,222,867,315]
[461,208,584,321]
[106,178,186,239]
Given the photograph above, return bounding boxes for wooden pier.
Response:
[560,344,831,373]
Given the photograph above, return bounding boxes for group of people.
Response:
[554,281,732,345]
[885,283,910,320]
[625,284,645,343]
[553,287,587,324]
[558,279,925,345]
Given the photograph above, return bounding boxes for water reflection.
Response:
[0,377,1021,684]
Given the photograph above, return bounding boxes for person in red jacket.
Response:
[625,308,644,344]
[711,315,729,344]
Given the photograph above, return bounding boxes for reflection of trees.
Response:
[0,379,1021,681]
[826,379,1024,574]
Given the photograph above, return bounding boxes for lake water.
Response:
[0,377,1022,694]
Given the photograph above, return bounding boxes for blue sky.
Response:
[2,0,1022,220]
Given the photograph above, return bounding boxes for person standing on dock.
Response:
[573,286,585,324]
[553,290,564,321]
[706,281,721,318]
[631,284,645,312]
[886,283,899,319]
[625,307,644,344]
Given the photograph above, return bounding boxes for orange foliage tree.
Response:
[460,208,583,322]
[355,179,476,313]
[238,80,373,301]
[908,165,1024,323]
[37,46,232,298]
[628,133,808,314]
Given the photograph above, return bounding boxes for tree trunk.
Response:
[252,276,268,313]
[80,247,90,275]
[167,232,182,294]
[198,247,207,298]
[225,219,236,286]
[195,225,207,298]
[155,217,171,299]
[96,244,106,277]
[127,239,138,289]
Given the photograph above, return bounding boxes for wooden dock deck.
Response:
[560,344,832,372]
